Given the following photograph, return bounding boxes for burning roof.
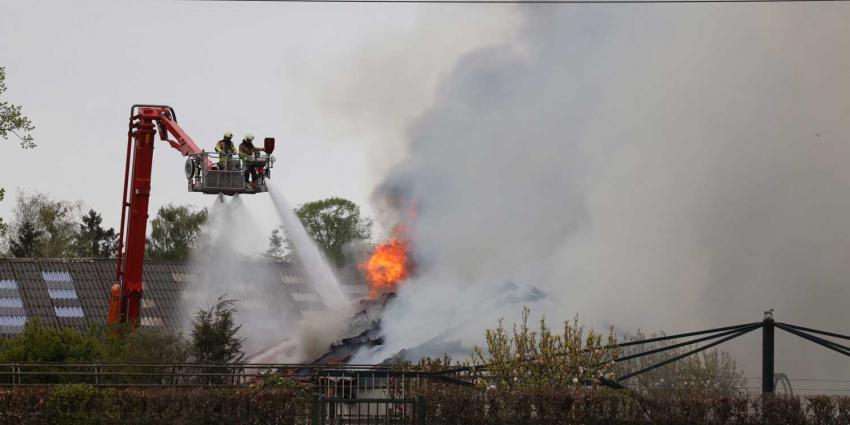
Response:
[359,225,411,298]
[309,293,396,364]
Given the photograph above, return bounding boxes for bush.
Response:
[616,330,746,399]
[473,307,619,393]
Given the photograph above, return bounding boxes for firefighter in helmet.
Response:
[214,131,236,169]
[239,133,260,186]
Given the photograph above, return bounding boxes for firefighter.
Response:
[215,131,236,169]
[239,133,260,186]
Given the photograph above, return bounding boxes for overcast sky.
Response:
[0,0,517,240]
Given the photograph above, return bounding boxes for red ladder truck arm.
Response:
[108,105,210,327]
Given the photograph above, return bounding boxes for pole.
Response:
[416,396,426,425]
[312,394,321,425]
[762,309,775,394]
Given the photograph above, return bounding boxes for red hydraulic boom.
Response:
[107,105,275,327]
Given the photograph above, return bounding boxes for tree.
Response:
[5,192,80,258]
[0,67,35,238]
[0,188,6,238]
[190,296,244,384]
[294,197,371,267]
[9,220,42,258]
[264,227,290,262]
[145,204,207,261]
[73,210,117,258]
[0,66,35,149]
[190,296,244,364]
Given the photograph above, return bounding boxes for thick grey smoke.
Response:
[364,5,850,384]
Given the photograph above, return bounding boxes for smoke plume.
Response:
[363,4,850,383]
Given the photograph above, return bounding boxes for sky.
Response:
[0,0,518,240]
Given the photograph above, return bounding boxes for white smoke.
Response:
[362,4,850,383]
[184,185,355,361]
[250,309,354,363]
[185,196,299,355]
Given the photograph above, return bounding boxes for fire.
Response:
[360,226,410,297]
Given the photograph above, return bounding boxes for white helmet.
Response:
[243,133,254,142]
[223,131,233,139]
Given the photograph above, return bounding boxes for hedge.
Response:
[416,385,850,425]
[0,385,310,425]
[3,385,850,424]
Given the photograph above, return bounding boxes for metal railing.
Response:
[0,362,474,389]
[312,395,425,425]
[186,151,274,194]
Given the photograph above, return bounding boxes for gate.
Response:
[311,395,425,425]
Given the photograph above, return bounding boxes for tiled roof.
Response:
[0,258,327,337]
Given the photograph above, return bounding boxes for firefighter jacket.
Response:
[215,139,236,156]
[239,141,257,161]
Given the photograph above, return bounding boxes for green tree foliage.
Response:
[0,67,35,237]
[264,226,290,262]
[616,330,746,398]
[294,197,371,267]
[9,220,43,257]
[0,66,35,149]
[73,209,117,258]
[121,328,190,365]
[5,192,80,258]
[473,307,619,392]
[0,321,117,363]
[0,322,190,386]
[190,296,244,365]
[145,204,208,261]
[0,321,189,365]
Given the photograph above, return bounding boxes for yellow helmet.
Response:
[243,133,254,142]
[223,131,233,140]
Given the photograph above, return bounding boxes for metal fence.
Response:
[0,362,283,386]
[0,363,476,424]
[312,395,425,425]
[0,362,475,387]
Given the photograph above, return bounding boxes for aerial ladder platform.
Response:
[107,105,275,328]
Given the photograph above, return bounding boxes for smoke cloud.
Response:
[364,4,850,383]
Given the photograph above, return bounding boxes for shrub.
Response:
[616,330,746,399]
[472,307,619,393]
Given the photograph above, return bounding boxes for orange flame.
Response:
[360,226,410,298]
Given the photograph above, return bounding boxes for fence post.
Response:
[311,394,322,425]
[416,396,426,425]
[762,309,775,394]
